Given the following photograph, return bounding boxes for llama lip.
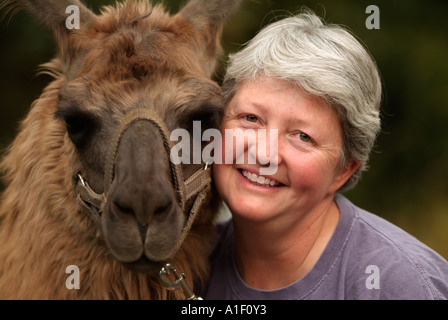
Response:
[123,256,164,273]
[239,169,282,187]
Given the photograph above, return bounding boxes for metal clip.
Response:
[77,173,86,186]
[159,263,203,300]
[203,159,213,171]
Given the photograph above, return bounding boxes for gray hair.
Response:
[222,10,382,191]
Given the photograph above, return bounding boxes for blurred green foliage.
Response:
[0,0,447,259]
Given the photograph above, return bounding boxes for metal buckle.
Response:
[159,263,203,300]
[77,172,86,186]
[203,159,213,171]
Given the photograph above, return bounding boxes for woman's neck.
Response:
[232,197,340,290]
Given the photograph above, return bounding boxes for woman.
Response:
[203,10,448,299]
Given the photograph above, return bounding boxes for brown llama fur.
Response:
[0,0,240,299]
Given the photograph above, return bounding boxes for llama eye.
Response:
[66,115,94,146]
[194,110,221,128]
[182,103,223,130]
[55,109,97,147]
[65,114,87,133]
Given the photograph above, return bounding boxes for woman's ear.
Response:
[330,158,360,193]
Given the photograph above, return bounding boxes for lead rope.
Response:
[74,108,212,300]
[159,167,211,300]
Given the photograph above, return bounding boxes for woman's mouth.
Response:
[239,169,283,187]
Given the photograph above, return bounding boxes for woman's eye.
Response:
[297,132,312,143]
[244,114,258,122]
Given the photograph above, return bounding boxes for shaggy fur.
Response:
[0,0,240,299]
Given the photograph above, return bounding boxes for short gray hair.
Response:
[222,10,382,191]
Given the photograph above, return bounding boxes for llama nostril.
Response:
[113,200,134,216]
[154,200,173,216]
[112,197,173,222]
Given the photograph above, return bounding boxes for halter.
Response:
[73,107,212,256]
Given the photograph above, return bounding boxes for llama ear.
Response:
[5,0,96,30]
[178,0,242,76]
[3,0,96,56]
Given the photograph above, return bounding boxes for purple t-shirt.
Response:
[202,194,448,299]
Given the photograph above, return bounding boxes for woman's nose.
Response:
[247,129,281,175]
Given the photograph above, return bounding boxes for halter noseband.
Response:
[74,107,212,255]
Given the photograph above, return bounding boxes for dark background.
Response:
[1,0,447,259]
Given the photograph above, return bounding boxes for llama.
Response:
[0,0,241,299]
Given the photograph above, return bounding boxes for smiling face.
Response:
[213,77,359,225]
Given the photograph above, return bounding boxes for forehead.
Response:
[231,78,334,118]
[57,6,222,115]
[69,6,203,82]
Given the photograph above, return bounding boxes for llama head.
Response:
[5,0,241,273]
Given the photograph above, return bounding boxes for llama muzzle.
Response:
[74,108,212,270]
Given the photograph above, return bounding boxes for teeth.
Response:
[241,170,279,187]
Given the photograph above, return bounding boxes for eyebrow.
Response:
[231,100,269,116]
[256,101,310,128]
